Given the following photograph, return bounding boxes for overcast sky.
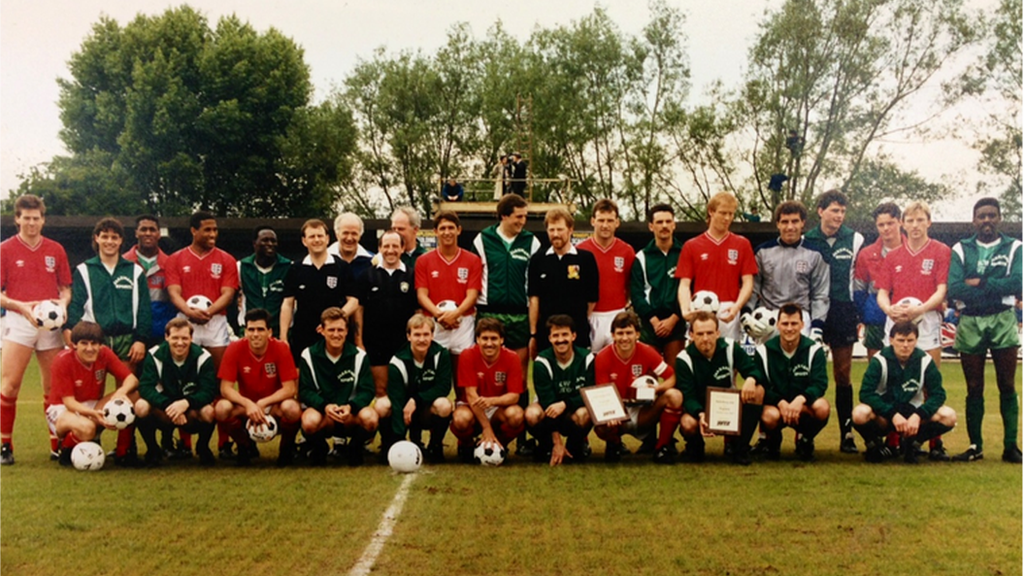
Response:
[0,0,1001,220]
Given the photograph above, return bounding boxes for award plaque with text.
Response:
[581,385,629,426]
[705,387,742,436]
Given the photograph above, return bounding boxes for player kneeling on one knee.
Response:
[135,318,217,465]
[385,313,453,463]
[526,315,594,466]
[215,308,301,467]
[298,307,378,466]
[49,321,140,467]
[755,304,831,461]
[852,321,957,464]
[450,318,525,462]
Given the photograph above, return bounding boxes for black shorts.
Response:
[365,334,407,366]
[823,301,859,347]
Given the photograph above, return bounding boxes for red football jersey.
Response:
[217,338,298,401]
[594,341,673,401]
[875,239,951,304]
[0,236,72,302]
[675,232,757,303]
[456,345,524,398]
[414,248,483,315]
[577,237,635,312]
[48,346,132,406]
[165,247,239,315]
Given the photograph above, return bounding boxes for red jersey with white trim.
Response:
[875,240,951,304]
[48,346,132,406]
[165,247,239,315]
[456,345,524,398]
[594,341,673,401]
[218,338,298,401]
[577,237,635,312]
[414,248,483,315]
[675,232,757,302]
[1,236,72,301]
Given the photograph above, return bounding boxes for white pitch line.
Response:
[348,473,417,576]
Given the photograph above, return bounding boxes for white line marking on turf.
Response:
[348,473,416,576]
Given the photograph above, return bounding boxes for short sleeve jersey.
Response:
[1,236,72,301]
[48,346,132,405]
[282,254,357,337]
[217,338,298,401]
[593,341,673,401]
[456,345,524,398]
[577,237,635,312]
[875,240,951,304]
[676,232,758,302]
[165,247,239,314]
[414,248,483,315]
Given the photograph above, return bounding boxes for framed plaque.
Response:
[580,385,629,426]
[705,387,742,436]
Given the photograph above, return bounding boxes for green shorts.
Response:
[105,334,136,361]
[477,311,530,349]
[862,324,886,351]
[955,309,1020,355]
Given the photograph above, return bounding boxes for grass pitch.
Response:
[1,359,1020,576]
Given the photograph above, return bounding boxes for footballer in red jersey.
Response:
[1,194,73,464]
[47,321,141,467]
[450,318,525,461]
[592,311,681,463]
[215,309,300,466]
[577,199,635,351]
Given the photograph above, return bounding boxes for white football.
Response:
[33,300,66,331]
[895,297,925,325]
[752,307,777,328]
[474,441,507,466]
[71,442,105,471]
[247,415,279,443]
[103,398,136,429]
[186,294,213,311]
[388,440,423,473]
[436,300,458,313]
[692,290,721,314]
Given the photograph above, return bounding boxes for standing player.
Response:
[525,315,594,466]
[386,313,454,462]
[449,318,525,462]
[391,206,427,270]
[852,321,957,464]
[48,321,139,467]
[528,208,599,353]
[805,190,864,453]
[593,312,680,463]
[66,218,152,371]
[329,212,375,280]
[947,198,1022,463]
[236,226,291,338]
[216,309,301,466]
[134,318,218,465]
[676,312,765,465]
[298,308,377,466]
[853,203,905,358]
[578,199,635,352]
[754,304,831,461]
[676,191,757,342]
[472,194,541,454]
[123,214,176,346]
[415,211,482,380]
[1,194,72,464]
[631,203,685,364]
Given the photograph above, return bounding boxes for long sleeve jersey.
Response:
[630,238,683,322]
[948,232,1022,316]
[860,346,945,420]
[67,256,152,342]
[675,338,763,417]
[533,346,594,411]
[138,342,217,411]
[298,340,375,414]
[754,335,828,406]
[751,237,831,328]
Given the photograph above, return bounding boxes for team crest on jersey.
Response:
[792,364,810,378]
[45,256,56,272]
[182,381,197,396]
[713,366,732,382]
[211,263,223,278]
[113,276,135,290]
[95,369,106,382]
[567,265,580,280]
[796,260,809,273]
[902,378,921,394]
[727,249,738,264]
[495,371,507,384]
[400,281,410,293]
[338,369,356,384]
[834,247,854,261]
[326,276,338,289]
[614,257,625,272]
[921,259,934,275]
[510,248,531,262]
[264,363,277,377]
[631,364,643,378]
[457,267,469,282]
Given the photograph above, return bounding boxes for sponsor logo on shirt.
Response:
[567,265,580,280]
[265,363,277,377]
[727,249,738,265]
[921,259,933,275]
[614,256,625,273]
[326,276,337,289]
[45,256,57,272]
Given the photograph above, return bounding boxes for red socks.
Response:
[656,408,682,450]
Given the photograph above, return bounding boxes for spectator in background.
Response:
[442,178,465,202]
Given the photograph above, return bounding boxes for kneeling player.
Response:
[215,309,301,466]
[49,321,140,466]
[755,304,831,461]
[298,308,377,466]
[525,315,594,466]
[593,311,680,463]
[386,313,453,463]
[676,312,764,465]
[450,318,525,462]
[135,318,217,465]
[852,321,957,464]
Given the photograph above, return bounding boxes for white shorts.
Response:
[179,313,231,348]
[435,314,475,354]
[2,312,64,351]
[717,301,742,341]
[619,404,653,440]
[884,310,941,350]
[46,400,97,435]
[456,401,499,421]
[589,309,624,352]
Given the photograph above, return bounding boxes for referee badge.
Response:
[567,265,580,279]
[326,276,337,289]
[400,281,409,293]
